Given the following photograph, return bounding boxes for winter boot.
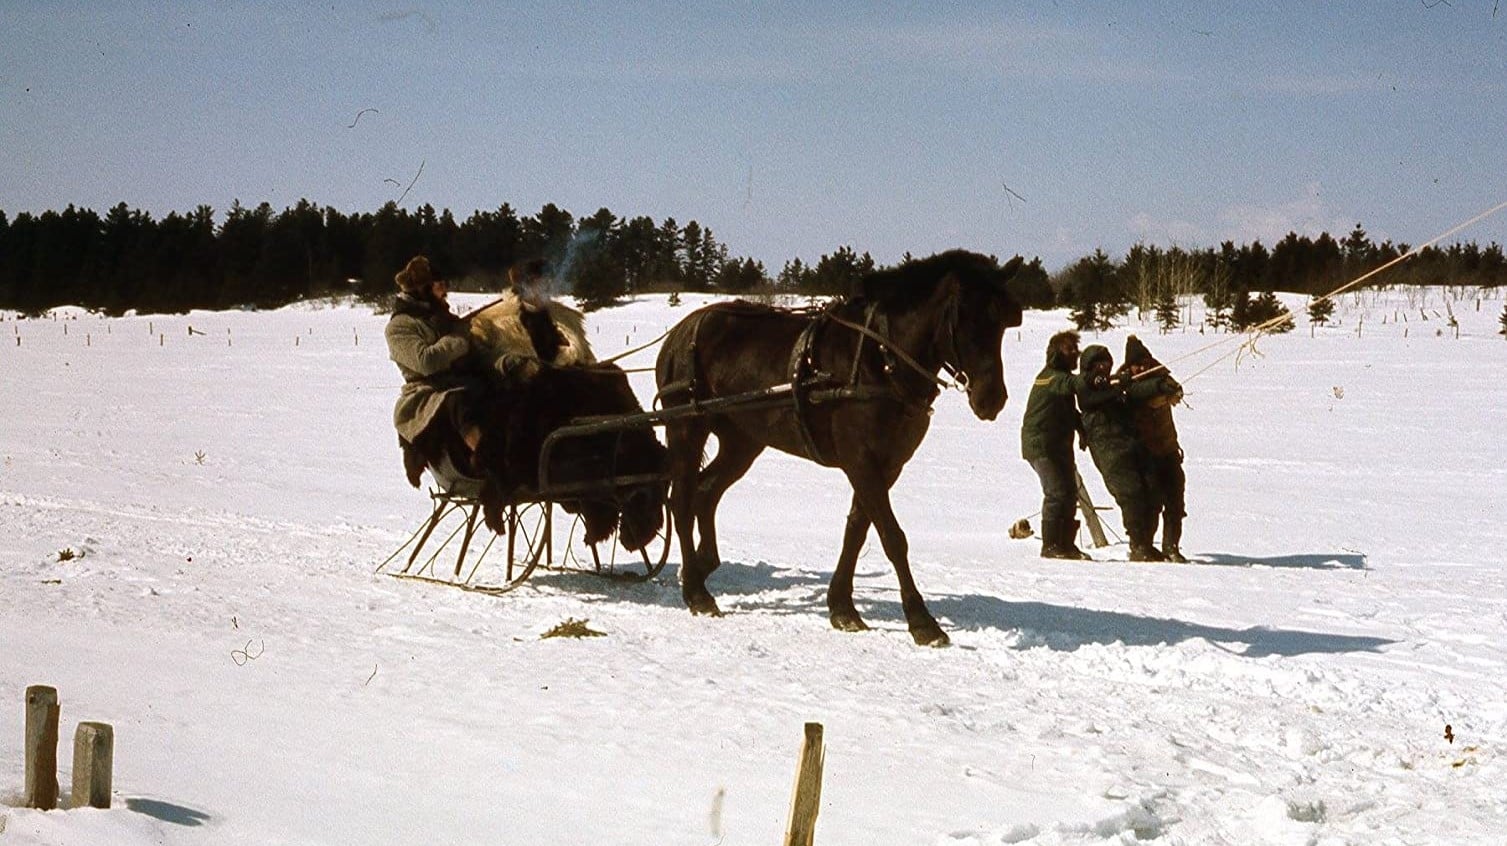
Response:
[1042,518,1089,560]
[400,438,426,489]
[1039,517,1066,558]
[1128,526,1165,562]
[1161,515,1187,563]
[1061,519,1090,560]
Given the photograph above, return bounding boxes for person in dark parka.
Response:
[1077,343,1175,561]
[1119,335,1188,562]
[1020,330,1089,559]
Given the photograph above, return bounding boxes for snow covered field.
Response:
[2,285,1505,845]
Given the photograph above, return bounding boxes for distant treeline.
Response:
[0,201,1502,317]
[1052,228,1507,332]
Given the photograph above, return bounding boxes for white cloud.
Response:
[1247,72,1391,97]
[846,19,1168,85]
[1215,182,1355,245]
[1127,212,1210,248]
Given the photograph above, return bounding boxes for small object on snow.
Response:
[709,786,726,839]
[231,638,265,666]
[1445,724,1454,744]
[1008,518,1034,540]
[541,617,606,639]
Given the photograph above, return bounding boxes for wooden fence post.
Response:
[783,722,825,846]
[24,685,60,810]
[72,722,114,809]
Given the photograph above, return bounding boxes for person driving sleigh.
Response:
[384,255,488,486]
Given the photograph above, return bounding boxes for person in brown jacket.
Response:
[1119,336,1187,562]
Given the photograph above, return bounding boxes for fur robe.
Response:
[464,292,663,550]
[465,291,594,369]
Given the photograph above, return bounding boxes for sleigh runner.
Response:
[375,422,674,596]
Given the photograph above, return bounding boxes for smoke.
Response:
[552,228,602,296]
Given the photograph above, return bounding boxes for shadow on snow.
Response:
[1193,551,1368,570]
[125,797,212,827]
[525,559,1394,658]
[927,593,1394,657]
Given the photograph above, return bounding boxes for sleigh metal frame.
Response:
[376,434,673,596]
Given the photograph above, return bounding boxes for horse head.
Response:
[939,253,1025,421]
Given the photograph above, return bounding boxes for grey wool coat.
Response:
[385,294,471,443]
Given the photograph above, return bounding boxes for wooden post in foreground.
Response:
[783,722,825,846]
[72,722,115,809]
[24,685,60,810]
[1074,471,1111,549]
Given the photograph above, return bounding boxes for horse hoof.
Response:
[829,611,869,633]
[686,594,722,617]
[911,626,951,648]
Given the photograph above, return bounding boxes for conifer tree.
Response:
[1247,291,1295,333]
[1307,295,1336,326]
[1155,292,1179,333]
[1070,301,1099,332]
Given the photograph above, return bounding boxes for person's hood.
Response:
[1124,335,1154,366]
[1080,344,1112,370]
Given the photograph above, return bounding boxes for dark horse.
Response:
[654,250,1025,646]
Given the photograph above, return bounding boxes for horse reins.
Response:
[824,290,970,396]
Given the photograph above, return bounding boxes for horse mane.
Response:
[852,250,1004,310]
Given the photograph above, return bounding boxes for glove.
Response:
[437,333,470,357]
[496,353,541,384]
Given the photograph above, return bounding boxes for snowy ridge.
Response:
[3,288,1506,844]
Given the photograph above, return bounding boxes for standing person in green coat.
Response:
[1077,344,1178,561]
[1120,336,1187,562]
[1020,330,1090,559]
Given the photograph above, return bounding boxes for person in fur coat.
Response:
[465,259,594,379]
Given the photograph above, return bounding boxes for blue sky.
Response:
[4,1,1504,270]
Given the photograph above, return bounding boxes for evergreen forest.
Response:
[2,200,1503,324]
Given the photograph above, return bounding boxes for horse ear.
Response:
[997,255,1025,285]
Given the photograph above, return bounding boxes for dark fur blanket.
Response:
[471,362,666,551]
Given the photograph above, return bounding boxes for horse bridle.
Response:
[825,285,971,398]
[936,287,970,393]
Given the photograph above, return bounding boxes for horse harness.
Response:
[663,293,968,466]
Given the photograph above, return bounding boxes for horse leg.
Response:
[843,464,949,647]
[690,430,763,578]
[828,494,872,632]
[666,420,719,616]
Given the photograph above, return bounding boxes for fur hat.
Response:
[394,256,434,293]
[1124,335,1153,365]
